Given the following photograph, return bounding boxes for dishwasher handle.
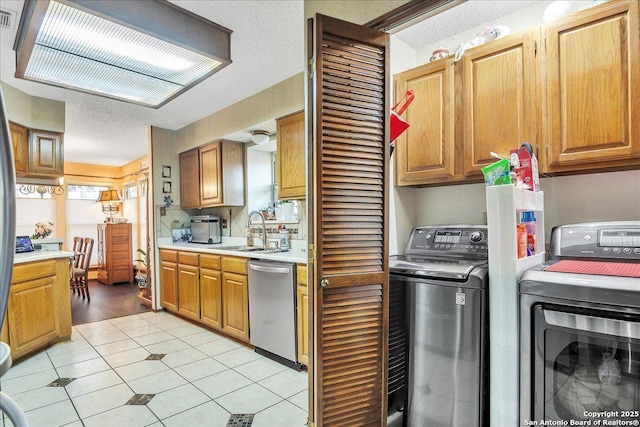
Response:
[249,263,292,275]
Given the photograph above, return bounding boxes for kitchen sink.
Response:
[214,245,263,252]
[213,245,289,254]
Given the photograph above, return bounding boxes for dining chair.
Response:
[70,237,94,301]
[72,236,84,267]
[70,237,85,295]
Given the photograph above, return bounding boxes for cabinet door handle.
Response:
[320,278,329,288]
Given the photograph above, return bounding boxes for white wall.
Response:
[408,170,640,246]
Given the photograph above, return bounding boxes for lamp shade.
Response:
[96,189,122,203]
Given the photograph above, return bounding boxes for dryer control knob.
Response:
[469,231,484,243]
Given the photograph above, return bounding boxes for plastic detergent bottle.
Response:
[521,211,537,256]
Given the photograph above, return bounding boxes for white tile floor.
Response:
[0,311,309,427]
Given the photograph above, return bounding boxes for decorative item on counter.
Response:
[278,224,290,249]
[453,24,510,61]
[267,238,280,250]
[31,221,54,239]
[390,89,415,145]
[163,195,173,207]
[171,228,191,243]
[429,47,450,62]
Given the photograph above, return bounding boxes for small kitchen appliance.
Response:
[190,215,221,244]
[388,225,490,426]
[520,221,640,424]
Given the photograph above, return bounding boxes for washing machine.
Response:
[520,221,640,425]
[388,225,490,427]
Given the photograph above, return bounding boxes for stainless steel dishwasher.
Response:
[247,259,300,369]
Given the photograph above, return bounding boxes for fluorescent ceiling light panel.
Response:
[14,0,232,108]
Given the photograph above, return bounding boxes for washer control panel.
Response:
[549,221,640,260]
[405,225,488,257]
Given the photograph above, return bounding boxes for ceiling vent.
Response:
[0,9,13,29]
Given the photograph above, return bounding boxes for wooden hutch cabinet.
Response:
[97,223,133,285]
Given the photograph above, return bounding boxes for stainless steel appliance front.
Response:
[190,215,221,244]
[247,260,299,368]
[389,225,489,427]
[520,221,640,425]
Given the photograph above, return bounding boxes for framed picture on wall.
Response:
[162,165,171,178]
[163,181,172,193]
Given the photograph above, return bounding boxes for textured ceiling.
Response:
[0,0,305,165]
[0,0,553,167]
[393,1,550,49]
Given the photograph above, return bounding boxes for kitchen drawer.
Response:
[178,252,199,266]
[111,242,130,252]
[111,235,130,244]
[111,258,131,268]
[110,225,130,236]
[200,254,221,270]
[160,250,178,263]
[222,256,247,275]
[111,267,132,282]
[12,260,56,283]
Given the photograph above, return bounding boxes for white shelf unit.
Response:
[486,184,545,426]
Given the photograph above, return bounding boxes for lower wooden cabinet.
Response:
[221,271,249,341]
[200,253,222,329]
[178,263,200,321]
[2,257,72,360]
[296,264,309,366]
[221,256,249,342]
[158,249,249,343]
[200,267,222,329]
[177,252,200,321]
[160,250,178,312]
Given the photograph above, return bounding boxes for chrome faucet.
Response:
[247,210,267,249]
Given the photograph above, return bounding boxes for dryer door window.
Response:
[532,305,640,422]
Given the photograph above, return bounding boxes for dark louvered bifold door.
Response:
[308,14,390,427]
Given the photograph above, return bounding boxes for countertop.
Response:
[158,239,308,264]
[14,250,74,264]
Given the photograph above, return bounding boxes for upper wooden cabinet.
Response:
[542,0,640,173]
[9,122,28,177]
[394,57,457,186]
[9,122,64,180]
[179,139,245,209]
[276,111,306,200]
[394,0,639,187]
[28,129,64,177]
[179,148,200,209]
[462,29,539,180]
[394,29,539,186]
